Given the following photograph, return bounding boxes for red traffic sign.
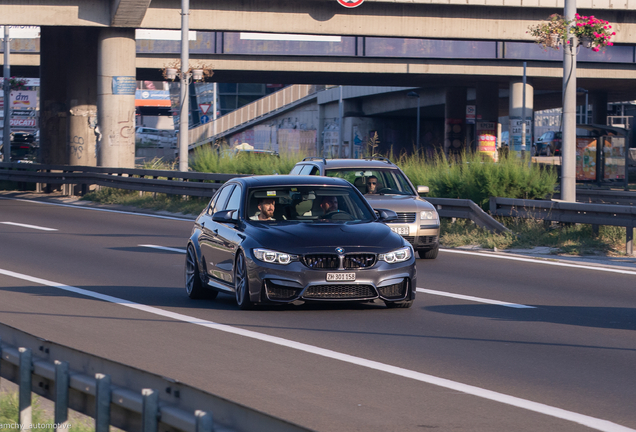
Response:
[337,0,364,8]
[199,103,211,115]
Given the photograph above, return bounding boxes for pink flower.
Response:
[608,42,613,46]
[612,32,616,35]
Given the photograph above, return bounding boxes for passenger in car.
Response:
[250,198,276,221]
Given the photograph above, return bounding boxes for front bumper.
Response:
[246,253,417,304]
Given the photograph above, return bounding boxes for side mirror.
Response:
[417,185,429,195]
[375,208,398,222]
[212,209,237,223]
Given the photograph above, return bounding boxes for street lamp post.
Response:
[178,0,190,173]
[561,0,577,202]
[3,26,11,163]
[407,91,421,154]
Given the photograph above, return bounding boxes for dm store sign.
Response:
[10,91,37,109]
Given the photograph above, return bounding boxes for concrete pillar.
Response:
[97,29,136,168]
[590,92,608,126]
[444,87,467,155]
[39,27,70,165]
[318,103,325,157]
[68,28,98,167]
[509,80,534,151]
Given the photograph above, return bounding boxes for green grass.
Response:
[0,390,93,432]
[441,217,631,256]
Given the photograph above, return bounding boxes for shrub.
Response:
[397,150,558,210]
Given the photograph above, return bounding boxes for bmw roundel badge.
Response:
[335,247,345,254]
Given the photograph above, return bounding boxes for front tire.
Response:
[418,246,439,260]
[235,252,254,310]
[385,300,414,309]
[186,245,209,299]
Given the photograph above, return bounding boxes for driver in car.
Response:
[319,196,339,216]
[366,176,381,194]
[250,198,276,221]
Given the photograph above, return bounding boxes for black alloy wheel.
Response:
[235,252,254,310]
[185,245,209,299]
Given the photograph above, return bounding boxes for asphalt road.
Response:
[1,195,635,432]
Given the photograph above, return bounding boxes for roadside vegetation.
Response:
[0,390,93,432]
[76,150,635,256]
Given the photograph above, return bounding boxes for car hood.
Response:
[245,221,405,253]
[363,194,436,212]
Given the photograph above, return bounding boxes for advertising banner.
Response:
[10,91,37,109]
[576,137,597,181]
[476,121,496,160]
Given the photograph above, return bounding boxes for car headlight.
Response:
[378,246,412,264]
[253,248,298,265]
[420,210,438,221]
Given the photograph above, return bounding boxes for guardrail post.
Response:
[19,347,33,430]
[627,227,634,256]
[195,410,214,432]
[54,360,70,429]
[95,373,111,432]
[142,389,159,432]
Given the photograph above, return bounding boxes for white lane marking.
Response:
[0,268,632,432]
[1,222,57,231]
[0,197,194,222]
[139,244,187,254]
[417,288,535,309]
[441,249,636,276]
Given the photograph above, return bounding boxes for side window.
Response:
[309,166,320,175]
[290,165,304,175]
[298,165,314,175]
[205,194,219,216]
[225,185,243,219]
[213,185,235,213]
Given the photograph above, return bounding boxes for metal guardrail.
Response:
[0,162,510,234]
[574,189,636,206]
[0,163,245,197]
[490,196,635,255]
[0,323,309,432]
[426,197,510,234]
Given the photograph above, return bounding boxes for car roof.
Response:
[297,158,399,169]
[233,175,352,188]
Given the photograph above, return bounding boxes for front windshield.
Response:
[246,186,375,223]
[325,168,415,196]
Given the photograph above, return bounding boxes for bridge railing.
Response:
[0,323,309,432]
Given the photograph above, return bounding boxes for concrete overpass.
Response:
[2,0,636,166]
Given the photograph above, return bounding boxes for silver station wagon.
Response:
[290,157,440,259]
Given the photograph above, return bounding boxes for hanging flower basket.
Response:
[527,14,568,50]
[572,14,615,52]
[6,76,28,91]
[528,14,616,52]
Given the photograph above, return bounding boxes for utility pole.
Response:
[178,0,190,172]
[521,62,527,156]
[3,26,10,163]
[561,0,577,202]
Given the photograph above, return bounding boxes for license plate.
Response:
[390,225,409,235]
[326,272,356,282]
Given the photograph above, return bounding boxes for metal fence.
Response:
[0,322,309,432]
